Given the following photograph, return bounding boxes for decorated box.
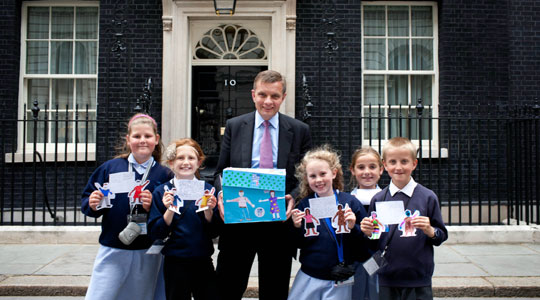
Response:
[222,167,286,224]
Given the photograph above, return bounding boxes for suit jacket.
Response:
[214,111,312,197]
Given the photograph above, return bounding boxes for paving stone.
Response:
[451,244,537,256]
[435,245,469,263]
[470,255,540,276]
[434,262,489,277]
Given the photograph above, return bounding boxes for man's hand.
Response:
[217,192,225,221]
[285,194,295,220]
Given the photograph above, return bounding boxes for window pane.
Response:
[412,39,433,70]
[76,79,97,109]
[51,112,72,143]
[26,112,47,143]
[363,108,385,140]
[412,6,433,37]
[51,41,73,74]
[26,41,48,74]
[409,109,431,140]
[388,39,409,70]
[411,75,432,106]
[52,79,73,109]
[389,109,410,139]
[76,112,96,143]
[364,75,384,105]
[51,7,73,39]
[75,42,97,74]
[388,75,408,105]
[76,7,98,39]
[364,38,385,70]
[28,79,50,107]
[364,6,385,36]
[28,7,49,39]
[388,6,409,37]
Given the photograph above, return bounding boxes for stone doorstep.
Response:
[2,276,540,297]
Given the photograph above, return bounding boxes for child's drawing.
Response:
[399,209,421,237]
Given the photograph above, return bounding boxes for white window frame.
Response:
[13,1,100,162]
[361,1,445,157]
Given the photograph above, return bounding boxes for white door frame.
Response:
[161,0,297,145]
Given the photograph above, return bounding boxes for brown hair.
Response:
[349,146,383,189]
[295,145,344,199]
[115,113,163,162]
[164,138,206,179]
[253,70,287,94]
[382,137,417,162]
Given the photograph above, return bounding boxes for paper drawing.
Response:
[303,208,320,237]
[332,203,350,234]
[164,185,182,215]
[369,211,388,240]
[399,209,421,237]
[94,182,115,210]
[128,179,150,208]
[196,187,215,212]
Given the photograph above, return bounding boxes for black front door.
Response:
[192,65,267,182]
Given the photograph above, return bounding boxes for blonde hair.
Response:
[164,138,206,179]
[382,137,417,162]
[349,146,382,189]
[253,70,286,94]
[295,145,344,199]
[116,113,163,162]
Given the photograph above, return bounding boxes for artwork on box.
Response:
[222,168,286,224]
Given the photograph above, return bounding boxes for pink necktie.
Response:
[259,120,273,168]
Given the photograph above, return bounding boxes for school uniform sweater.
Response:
[294,190,368,280]
[148,180,219,259]
[81,158,173,250]
[368,184,448,287]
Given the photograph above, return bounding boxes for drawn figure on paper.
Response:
[196,187,215,212]
[94,182,115,210]
[164,186,182,215]
[129,179,150,207]
[332,204,351,234]
[303,208,320,237]
[258,190,285,220]
[369,211,388,240]
[226,190,255,221]
[399,209,421,237]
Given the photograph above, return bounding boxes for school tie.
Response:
[259,120,273,168]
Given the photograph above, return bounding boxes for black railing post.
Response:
[416,98,424,180]
[532,98,540,225]
[31,99,40,225]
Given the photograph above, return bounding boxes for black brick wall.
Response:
[96,0,164,161]
[0,0,21,122]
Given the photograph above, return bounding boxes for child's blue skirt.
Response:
[85,245,165,300]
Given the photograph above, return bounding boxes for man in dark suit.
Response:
[214,70,312,300]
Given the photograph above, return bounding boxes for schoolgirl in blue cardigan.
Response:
[148,138,219,300]
[81,114,173,300]
[289,146,368,300]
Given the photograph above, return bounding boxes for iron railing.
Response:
[0,102,538,226]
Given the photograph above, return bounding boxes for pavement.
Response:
[0,225,539,298]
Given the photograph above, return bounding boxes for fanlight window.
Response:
[194,24,267,60]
